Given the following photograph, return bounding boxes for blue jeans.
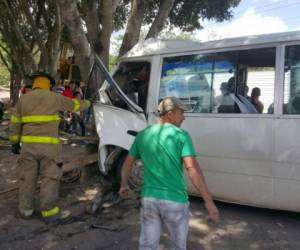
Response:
[139,198,190,250]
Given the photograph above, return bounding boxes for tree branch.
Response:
[99,0,116,65]
[39,0,52,30]
[82,0,100,45]
[118,0,145,57]
[0,43,11,57]
[43,0,62,74]
[19,0,46,56]
[60,0,92,82]
[146,0,175,39]
[112,0,119,15]
[2,0,36,70]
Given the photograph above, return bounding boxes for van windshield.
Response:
[103,61,151,111]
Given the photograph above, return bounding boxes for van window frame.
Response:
[281,42,300,118]
[157,43,281,118]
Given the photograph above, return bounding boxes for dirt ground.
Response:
[1,139,300,250]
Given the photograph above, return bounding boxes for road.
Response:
[187,197,300,250]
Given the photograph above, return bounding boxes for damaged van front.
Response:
[92,56,155,190]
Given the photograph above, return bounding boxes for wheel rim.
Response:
[128,159,144,192]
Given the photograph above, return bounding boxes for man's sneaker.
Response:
[19,209,34,219]
[41,206,71,223]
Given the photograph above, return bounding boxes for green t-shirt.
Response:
[129,123,196,202]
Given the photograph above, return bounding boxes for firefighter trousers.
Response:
[17,151,63,212]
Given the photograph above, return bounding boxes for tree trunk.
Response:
[60,0,93,84]
[62,0,118,97]
[3,0,37,71]
[98,0,117,66]
[19,0,47,64]
[146,0,175,39]
[118,0,145,57]
[44,1,62,77]
[10,63,22,106]
[82,0,101,47]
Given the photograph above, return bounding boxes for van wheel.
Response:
[116,153,144,192]
[128,159,144,192]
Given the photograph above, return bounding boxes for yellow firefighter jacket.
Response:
[9,89,91,161]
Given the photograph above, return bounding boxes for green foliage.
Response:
[110,33,124,56]
[0,0,241,91]
[109,54,118,70]
[0,62,10,87]
[111,0,240,33]
[114,0,130,31]
[169,0,241,32]
[0,40,10,87]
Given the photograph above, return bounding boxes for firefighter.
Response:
[9,70,91,222]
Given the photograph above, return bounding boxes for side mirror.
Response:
[127,130,138,137]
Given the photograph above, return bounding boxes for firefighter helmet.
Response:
[28,70,56,90]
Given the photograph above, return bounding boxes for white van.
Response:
[93,31,300,212]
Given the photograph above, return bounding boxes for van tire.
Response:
[115,152,144,192]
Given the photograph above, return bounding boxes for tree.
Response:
[0,0,241,102]
[0,0,62,104]
[61,0,240,97]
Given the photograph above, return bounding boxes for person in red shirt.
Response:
[62,83,74,98]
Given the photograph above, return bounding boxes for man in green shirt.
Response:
[119,96,219,250]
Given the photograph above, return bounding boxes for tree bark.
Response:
[3,0,36,71]
[10,62,22,106]
[82,0,118,65]
[118,0,145,57]
[19,0,47,63]
[44,1,62,76]
[62,0,119,97]
[146,0,175,39]
[82,0,101,46]
[99,0,118,66]
[60,0,92,84]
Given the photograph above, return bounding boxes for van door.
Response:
[92,56,148,173]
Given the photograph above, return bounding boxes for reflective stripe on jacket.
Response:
[9,89,90,146]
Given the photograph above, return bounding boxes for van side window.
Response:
[159,48,275,114]
[283,45,300,114]
[110,62,151,111]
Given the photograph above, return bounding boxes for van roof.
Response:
[122,30,300,58]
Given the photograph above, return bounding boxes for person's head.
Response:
[75,80,80,87]
[69,81,76,91]
[157,97,188,127]
[251,87,261,98]
[137,64,150,82]
[20,78,32,94]
[29,70,55,90]
[220,82,228,94]
[57,79,64,86]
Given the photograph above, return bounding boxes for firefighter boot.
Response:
[41,206,71,223]
[19,209,34,219]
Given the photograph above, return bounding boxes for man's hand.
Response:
[11,143,21,154]
[118,184,130,197]
[119,155,136,197]
[205,201,219,222]
[183,156,220,222]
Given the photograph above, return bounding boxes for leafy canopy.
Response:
[114,0,240,32]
